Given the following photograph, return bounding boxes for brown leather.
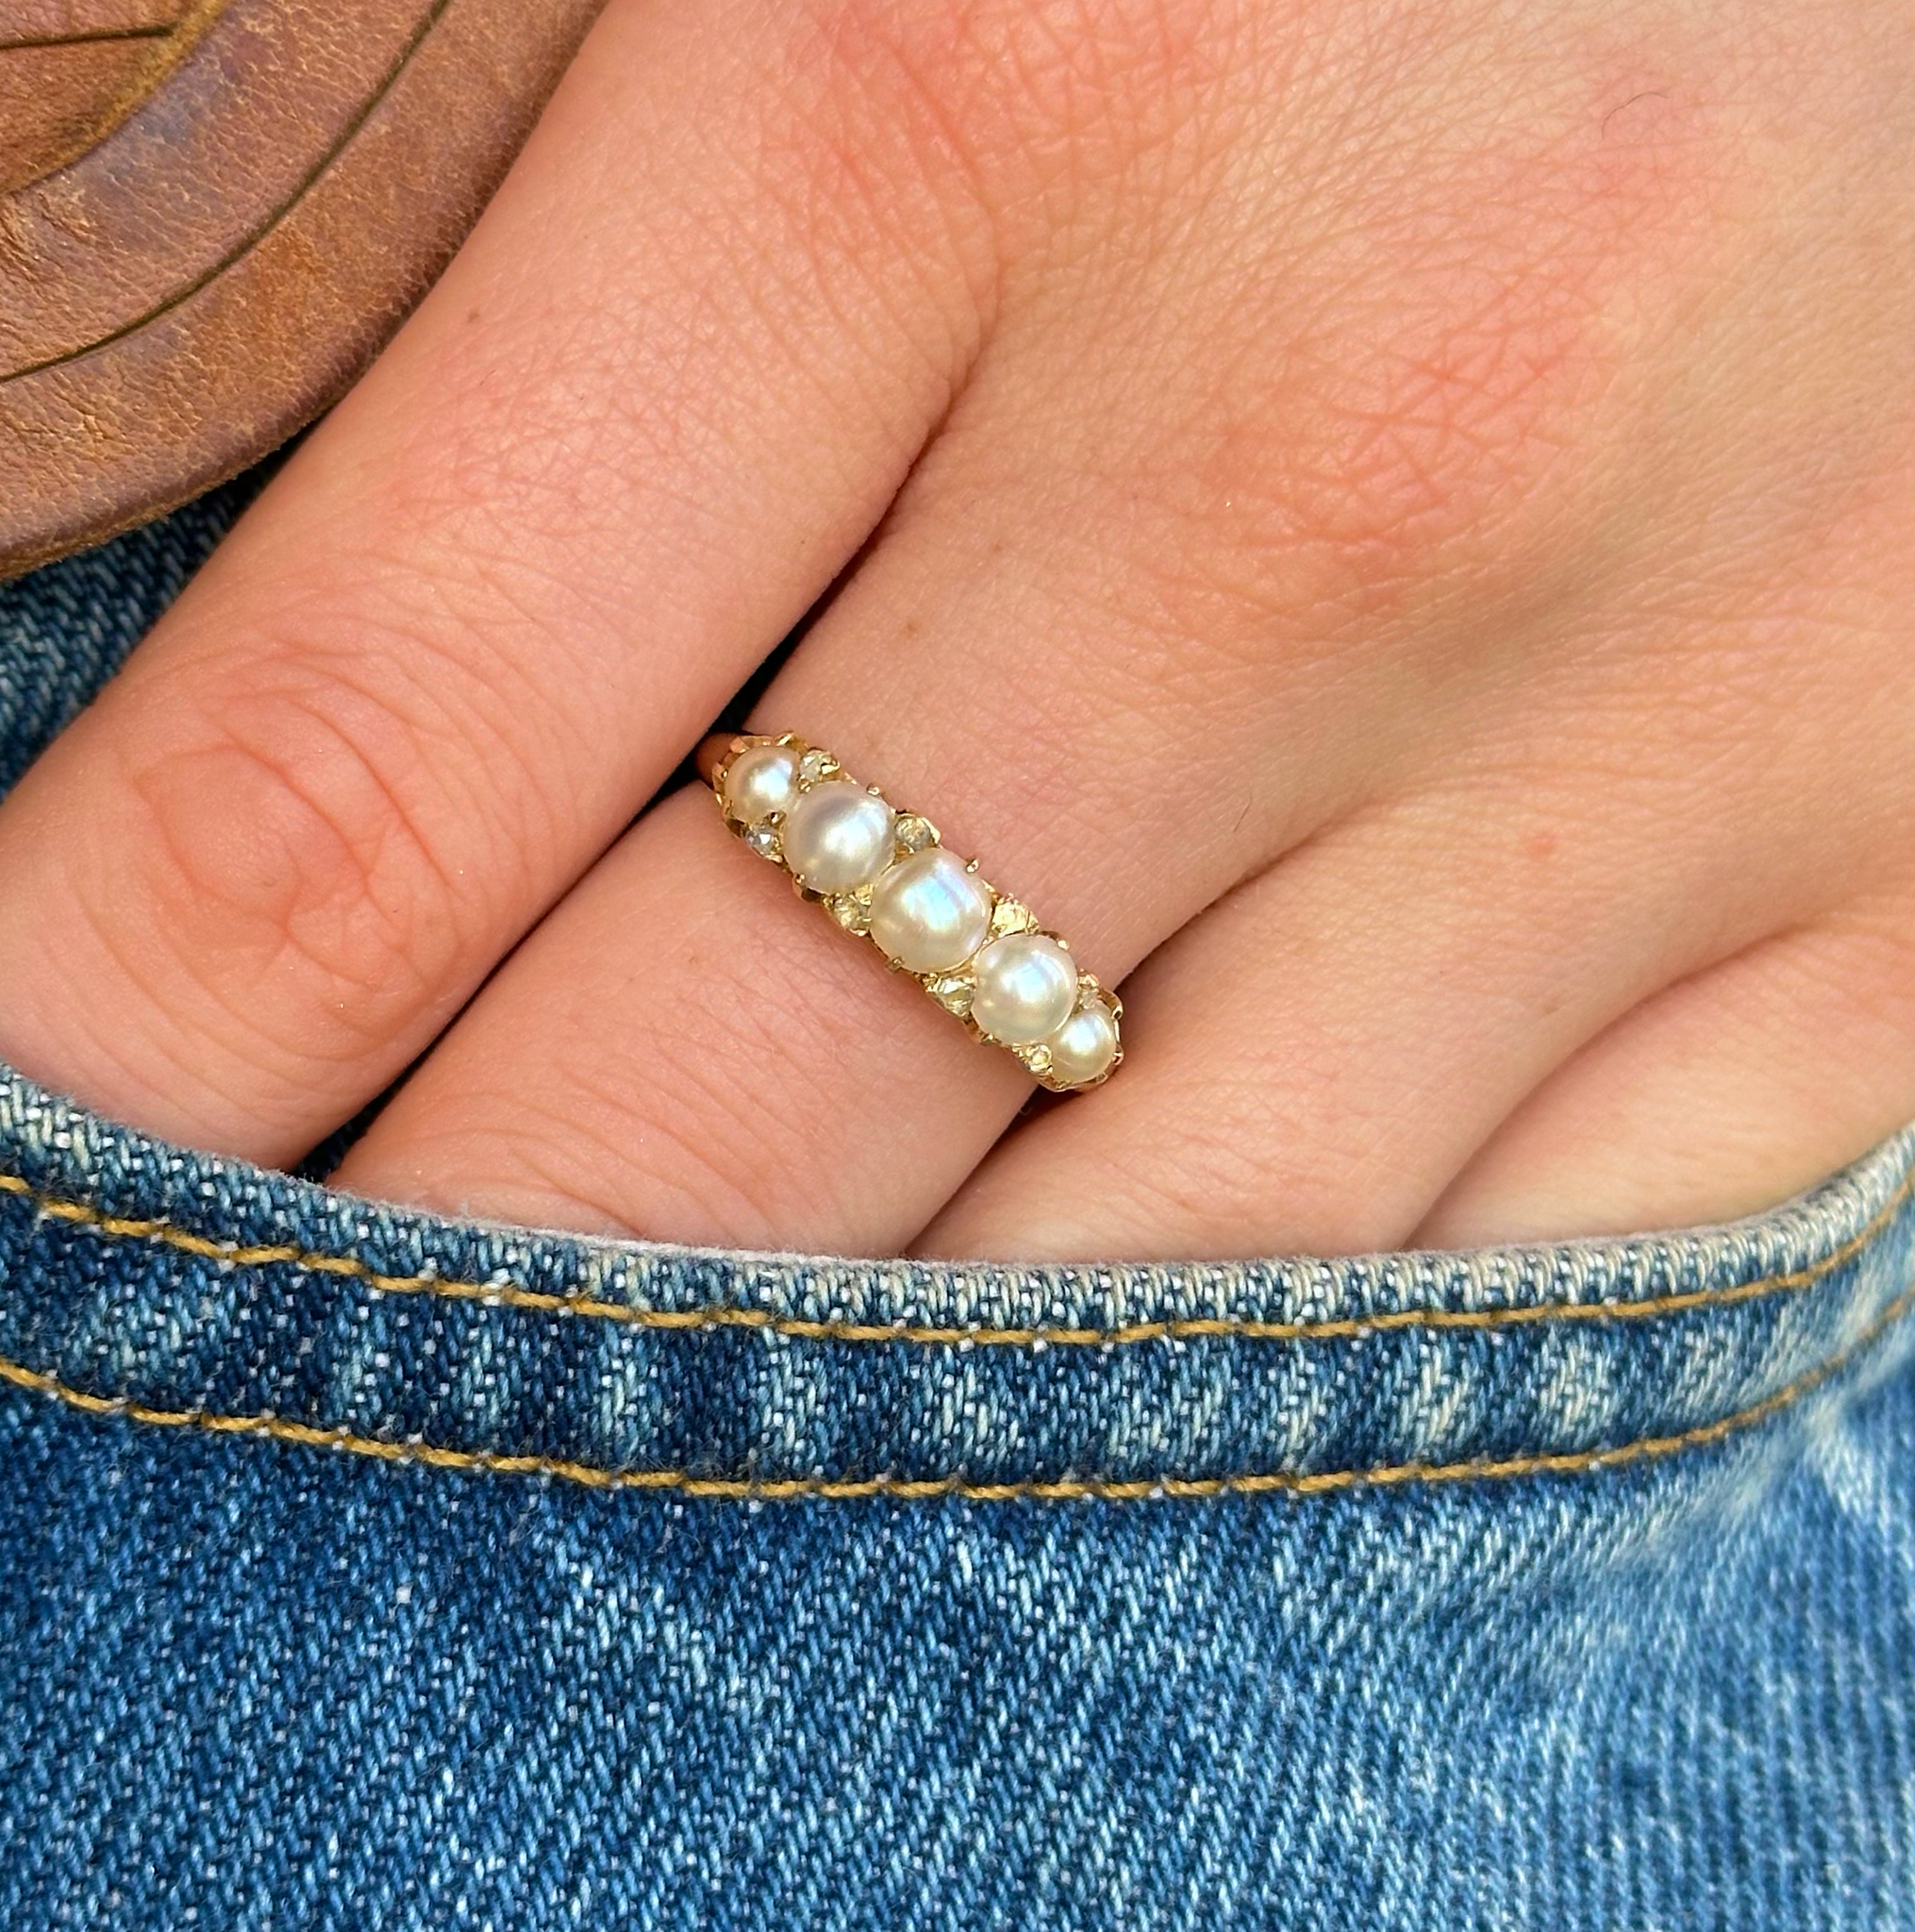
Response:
[0,0,605,577]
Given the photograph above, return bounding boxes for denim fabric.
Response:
[0,469,268,799]
[1,501,1912,1930]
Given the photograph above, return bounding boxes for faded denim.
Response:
[0,492,1911,1930]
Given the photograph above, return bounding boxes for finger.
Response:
[326,632,1306,1251]
[913,739,1884,1262]
[325,371,1433,1248]
[1411,906,1915,1246]
[332,781,1032,1248]
[0,0,997,1163]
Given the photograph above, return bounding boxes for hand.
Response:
[1,0,1911,1260]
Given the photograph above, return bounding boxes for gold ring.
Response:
[702,733,1123,1091]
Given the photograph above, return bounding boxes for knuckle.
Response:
[781,0,1215,235]
[1038,24,1738,640]
[112,652,481,1058]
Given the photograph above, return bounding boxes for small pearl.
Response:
[971,933,1078,1045]
[779,780,895,892]
[869,848,993,973]
[1046,1001,1119,1085]
[722,744,800,823]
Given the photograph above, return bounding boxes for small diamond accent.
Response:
[744,824,782,859]
[989,897,1037,937]
[828,891,873,935]
[893,814,938,853]
[798,749,836,783]
[1016,1043,1054,1075]
[926,974,974,1014]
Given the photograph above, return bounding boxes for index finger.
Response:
[0,0,996,1162]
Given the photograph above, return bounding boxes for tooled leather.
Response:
[0,0,606,578]
[0,2,208,196]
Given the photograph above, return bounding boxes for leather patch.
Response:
[0,0,606,577]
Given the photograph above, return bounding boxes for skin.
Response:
[0,0,1911,1261]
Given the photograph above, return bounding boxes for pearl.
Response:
[779,780,895,892]
[1046,1001,1119,1085]
[970,932,1078,1045]
[722,743,800,824]
[869,848,993,973]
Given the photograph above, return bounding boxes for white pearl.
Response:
[1046,1001,1119,1085]
[721,743,800,823]
[970,933,1078,1044]
[779,780,895,892]
[869,848,993,973]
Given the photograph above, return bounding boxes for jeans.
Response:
[1,488,1911,1931]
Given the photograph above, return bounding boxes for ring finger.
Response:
[325,373,1413,1251]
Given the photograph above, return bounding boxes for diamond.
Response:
[925,974,974,1014]
[798,748,837,783]
[1015,1042,1055,1076]
[827,891,873,935]
[744,824,782,860]
[892,814,938,854]
[989,896,1037,937]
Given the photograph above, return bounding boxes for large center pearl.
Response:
[868,848,993,973]
[970,932,1078,1044]
[1045,1001,1118,1085]
[722,743,800,823]
[779,780,895,892]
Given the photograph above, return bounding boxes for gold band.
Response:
[705,732,1123,1092]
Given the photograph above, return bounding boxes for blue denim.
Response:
[1,497,1911,1929]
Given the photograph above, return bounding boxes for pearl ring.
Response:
[700,732,1123,1091]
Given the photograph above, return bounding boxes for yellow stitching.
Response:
[3,1161,1912,1350]
[2,1278,1909,1500]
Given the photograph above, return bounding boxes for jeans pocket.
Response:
[5,1075,1915,1932]
[2,1061,1912,1500]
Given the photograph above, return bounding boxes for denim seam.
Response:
[3,1274,1909,1501]
[2,1161,1910,1347]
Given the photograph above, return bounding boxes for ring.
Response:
[702,732,1123,1091]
